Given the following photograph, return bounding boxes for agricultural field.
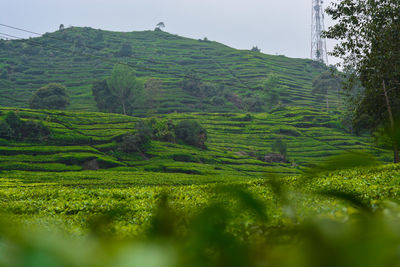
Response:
[0,106,396,266]
[1,159,400,266]
[0,106,390,176]
[0,27,333,114]
[0,25,398,267]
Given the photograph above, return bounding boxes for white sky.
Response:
[1,0,340,65]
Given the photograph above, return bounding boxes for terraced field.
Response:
[0,107,389,177]
[0,27,332,114]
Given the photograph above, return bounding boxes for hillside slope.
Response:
[0,27,332,114]
[0,107,389,176]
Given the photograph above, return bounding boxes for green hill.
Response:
[0,107,389,176]
[0,27,332,114]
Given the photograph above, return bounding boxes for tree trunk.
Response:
[382,80,399,163]
[121,98,126,115]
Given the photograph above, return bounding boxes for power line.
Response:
[0,33,15,40]
[0,23,216,77]
[0,31,202,80]
[0,23,257,90]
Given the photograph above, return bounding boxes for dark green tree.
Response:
[271,137,287,159]
[155,22,165,31]
[92,79,118,113]
[108,65,143,115]
[0,112,49,141]
[29,83,69,110]
[324,0,400,162]
[181,73,220,99]
[175,120,207,148]
[117,43,132,57]
[119,120,152,153]
[92,65,143,115]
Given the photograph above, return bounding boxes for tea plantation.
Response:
[1,27,399,267]
[0,106,389,175]
[0,27,332,113]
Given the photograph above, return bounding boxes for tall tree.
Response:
[92,65,143,115]
[324,0,400,162]
[107,65,143,115]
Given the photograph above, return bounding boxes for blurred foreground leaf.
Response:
[303,151,380,178]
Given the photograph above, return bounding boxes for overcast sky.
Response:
[1,0,340,64]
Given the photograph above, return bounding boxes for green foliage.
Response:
[0,106,391,174]
[271,137,287,158]
[92,64,144,115]
[91,79,116,113]
[155,22,165,31]
[250,46,261,52]
[0,27,331,114]
[1,163,400,266]
[119,120,152,153]
[117,42,132,57]
[303,151,379,177]
[175,120,207,148]
[147,118,176,142]
[181,73,219,99]
[0,112,49,141]
[29,83,69,110]
[324,0,400,162]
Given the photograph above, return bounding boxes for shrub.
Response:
[4,112,23,140]
[175,120,207,148]
[119,120,152,153]
[211,96,225,106]
[0,112,50,141]
[147,118,176,142]
[172,153,199,162]
[21,121,50,139]
[271,137,287,159]
[0,121,12,140]
[117,43,132,57]
[30,83,70,110]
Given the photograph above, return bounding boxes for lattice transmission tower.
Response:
[311,0,328,64]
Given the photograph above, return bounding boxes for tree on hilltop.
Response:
[155,22,165,31]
